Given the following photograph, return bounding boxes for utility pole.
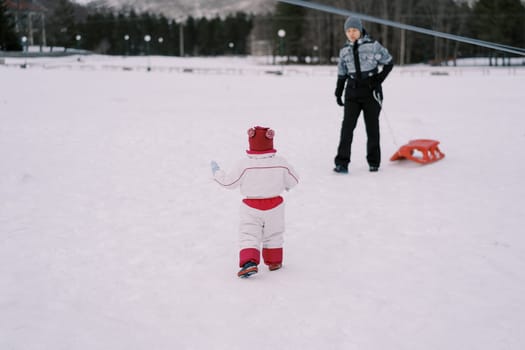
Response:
[28,12,33,45]
[15,0,20,32]
[179,23,184,56]
[41,13,46,49]
[399,28,405,66]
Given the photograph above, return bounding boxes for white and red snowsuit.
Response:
[213,152,299,267]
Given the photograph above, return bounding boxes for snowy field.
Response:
[1,55,525,350]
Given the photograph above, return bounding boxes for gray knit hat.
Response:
[344,16,363,32]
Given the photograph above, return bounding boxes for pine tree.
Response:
[470,0,525,48]
[47,0,76,51]
[223,12,253,55]
[273,2,307,60]
[274,3,307,58]
[0,0,21,51]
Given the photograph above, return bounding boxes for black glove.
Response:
[376,62,394,84]
[335,75,347,107]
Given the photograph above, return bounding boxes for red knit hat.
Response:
[247,126,276,154]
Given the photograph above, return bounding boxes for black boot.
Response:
[333,164,348,173]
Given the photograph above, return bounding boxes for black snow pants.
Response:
[335,94,382,168]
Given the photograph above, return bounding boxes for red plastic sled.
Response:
[390,139,445,164]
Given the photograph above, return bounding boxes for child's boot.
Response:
[263,247,283,272]
[238,261,258,278]
[268,263,282,271]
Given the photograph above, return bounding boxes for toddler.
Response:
[211,126,299,278]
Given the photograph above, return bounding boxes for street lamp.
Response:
[144,34,151,71]
[277,29,286,56]
[75,34,81,48]
[21,36,27,50]
[228,41,235,55]
[124,34,130,56]
[75,34,82,61]
[313,45,319,64]
[277,29,286,70]
[21,36,28,68]
[158,37,164,56]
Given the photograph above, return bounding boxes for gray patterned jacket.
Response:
[335,35,394,99]
[337,35,393,76]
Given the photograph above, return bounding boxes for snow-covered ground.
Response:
[1,55,524,350]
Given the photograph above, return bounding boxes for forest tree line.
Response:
[1,0,524,64]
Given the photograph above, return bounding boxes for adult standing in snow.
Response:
[211,126,299,278]
[333,16,394,173]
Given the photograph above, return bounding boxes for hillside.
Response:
[73,0,273,17]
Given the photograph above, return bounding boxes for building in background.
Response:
[5,0,48,48]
